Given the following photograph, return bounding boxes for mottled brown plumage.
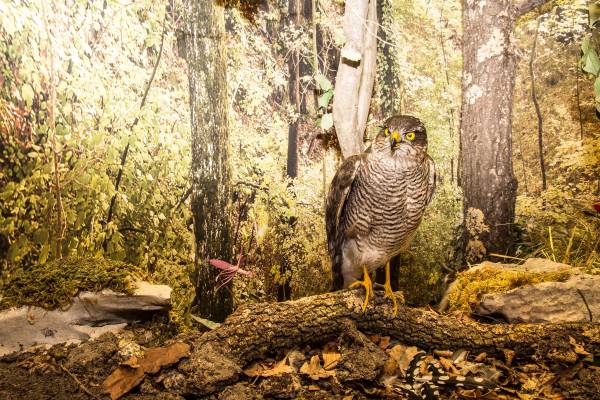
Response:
[326,115,435,295]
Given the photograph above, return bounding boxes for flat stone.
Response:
[0,281,171,356]
[475,274,599,323]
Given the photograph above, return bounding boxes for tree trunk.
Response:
[529,18,547,191]
[375,0,400,291]
[332,0,377,159]
[460,0,519,259]
[185,0,233,322]
[376,0,402,116]
[156,290,600,396]
[286,0,300,181]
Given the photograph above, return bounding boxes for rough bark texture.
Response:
[355,0,377,141]
[460,0,519,257]
[375,0,401,291]
[332,0,370,159]
[158,290,600,397]
[286,0,300,181]
[186,0,233,322]
[376,0,402,116]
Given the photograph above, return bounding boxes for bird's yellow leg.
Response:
[349,265,373,312]
[384,261,399,317]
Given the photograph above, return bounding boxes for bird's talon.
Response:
[384,261,399,317]
[349,266,373,313]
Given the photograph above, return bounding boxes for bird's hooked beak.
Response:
[390,131,401,149]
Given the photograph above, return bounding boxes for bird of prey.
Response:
[326,115,436,315]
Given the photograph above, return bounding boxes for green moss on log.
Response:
[0,257,145,310]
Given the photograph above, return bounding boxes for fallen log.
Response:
[155,289,600,396]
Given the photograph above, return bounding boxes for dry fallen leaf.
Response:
[387,345,420,377]
[300,355,335,380]
[378,336,391,350]
[381,357,398,378]
[439,356,459,374]
[474,352,487,362]
[322,350,341,370]
[434,349,453,358]
[502,348,515,367]
[452,349,469,363]
[243,358,294,377]
[103,342,190,400]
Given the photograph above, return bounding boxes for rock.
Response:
[471,258,575,274]
[440,258,582,315]
[475,274,599,323]
[0,281,171,356]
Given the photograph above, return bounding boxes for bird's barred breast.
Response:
[340,155,430,270]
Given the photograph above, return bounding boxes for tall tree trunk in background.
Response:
[529,18,547,191]
[461,1,518,261]
[279,0,301,302]
[460,0,551,262]
[185,0,233,322]
[375,0,400,291]
[287,0,300,181]
[332,0,377,159]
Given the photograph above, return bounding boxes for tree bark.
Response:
[286,0,300,181]
[375,0,400,291]
[460,0,519,258]
[185,0,233,322]
[529,18,547,191]
[332,0,372,159]
[355,0,377,140]
[157,290,600,396]
[376,0,402,116]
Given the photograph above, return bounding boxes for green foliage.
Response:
[0,0,193,287]
[0,257,143,310]
[316,75,334,130]
[513,4,599,274]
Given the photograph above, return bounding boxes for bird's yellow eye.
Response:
[384,128,390,136]
[405,132,416,141]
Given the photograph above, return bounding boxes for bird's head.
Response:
[374,115,428,155]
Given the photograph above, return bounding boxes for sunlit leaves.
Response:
[315,74,333,92]
[0,0,193,280]
[315,74,334,130]
[20,83,34,107]
[320,113,334,130]
[581,46,600,75]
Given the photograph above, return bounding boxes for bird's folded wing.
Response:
[325,154,364,256]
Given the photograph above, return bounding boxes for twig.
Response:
[174,185,193,210]
[576,289,593,322]
[529,18,547,191]
[103,9,168,250]
[59,364,101,399]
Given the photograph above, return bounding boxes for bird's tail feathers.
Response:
[331,253,344,290]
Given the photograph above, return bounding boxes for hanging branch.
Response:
[103,11,167,251]
[529,18,547,191]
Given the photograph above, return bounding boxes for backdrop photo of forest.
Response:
[0,0,599,399]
